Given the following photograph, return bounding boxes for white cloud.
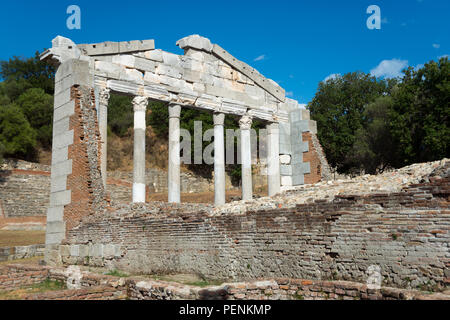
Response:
[286,91,294,97]
[253,54,266,62]
[370,59,408,78]
[439,54,449,59]
[323,73,341,82]
[298,104,307,109]
[432,43,440,49]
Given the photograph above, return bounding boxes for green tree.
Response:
[107,94,134,137]
[0,82,11,106]
[0,51,55,96]
[0,105,37,160]
[308,72,393,173]
[14,88,53,149]
[389,57,450,166]
[0,142,4,165]
[352,96,396,174]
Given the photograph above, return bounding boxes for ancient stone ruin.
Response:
[38,35,449,295]
[40,34,322,253]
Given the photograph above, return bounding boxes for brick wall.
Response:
[63,175,450,291]
[64,86,108,233]
[1,264,448,300]
[302,132,322,184]
[0,265,49,291]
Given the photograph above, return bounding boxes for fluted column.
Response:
[240,115,253,201]
[168,104,181,203]
[132,96,148,203]
[213,112,226,206]
[267,122,281,196]
[98,88,110,190]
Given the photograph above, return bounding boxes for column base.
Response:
[132,183,146,203]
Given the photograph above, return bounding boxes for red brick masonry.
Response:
[0,264,448,300]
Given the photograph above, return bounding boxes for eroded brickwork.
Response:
[62,173,450,291]
[1,264,448,300]
[302,132,321,184]
[64,86,108,233]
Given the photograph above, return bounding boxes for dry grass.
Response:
[147,189,267,204]
[0,231,45,247]
[0,256,42,266]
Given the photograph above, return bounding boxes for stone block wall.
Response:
[1,264,448,300]
[62,176,450,290]
[0,162,50,217]
[0,244,45,262]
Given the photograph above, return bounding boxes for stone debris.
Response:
[212,158,449,216]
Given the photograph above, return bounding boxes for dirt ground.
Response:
[0,231,45,247]
[148,187,268,204]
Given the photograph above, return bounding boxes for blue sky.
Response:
[0,0,448,104]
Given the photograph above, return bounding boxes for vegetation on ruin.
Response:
[0,279,65,300]
[105,269,129,278]
[0,52,448,176]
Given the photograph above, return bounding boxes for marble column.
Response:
[132,96,148,203]
[98,88,110,190]
[213,112,226,206]
[240,115,253,201]
[168,104,181,203]
[267,122,281,196]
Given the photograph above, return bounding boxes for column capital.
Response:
[267,122,279,133]
[98,88,110,107]
[239,115,253,130]
[132,96,148,112]
[213,112,225,126]
[168,104,181,118]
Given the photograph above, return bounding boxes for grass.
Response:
[293,291,304,300]
[144,273,224,287]
[30,279,65,291]
[0,231,45,247]
[0,279,65,300]
[184,280,224,288]
[105,269,129,278]
[0,256,41,266]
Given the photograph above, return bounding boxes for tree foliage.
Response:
[14,88,53,148]
[0,51,55,95]
[309,58,449,174]
[389,57,450,166]
[308,72,394,173]
[0,105,36,159]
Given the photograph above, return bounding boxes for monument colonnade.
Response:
[97,88,280,206]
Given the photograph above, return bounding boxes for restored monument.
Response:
[38,35,449,293]
[40,34,320,255]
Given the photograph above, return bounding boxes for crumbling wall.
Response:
[302,132,332,184]
[62,175,450,290]
[64,85,107,233]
